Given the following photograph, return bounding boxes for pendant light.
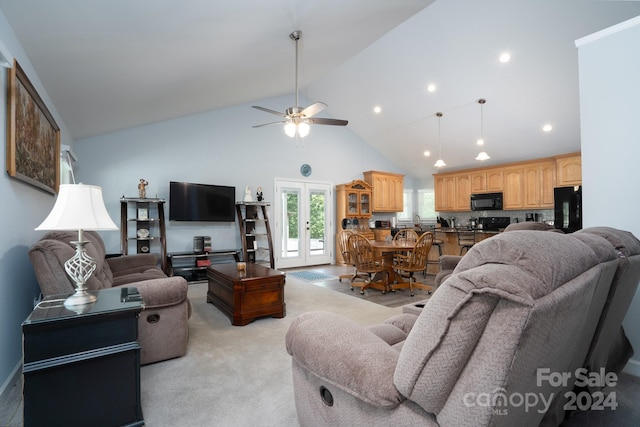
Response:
[434,112,446,168]
[475,98,490,161]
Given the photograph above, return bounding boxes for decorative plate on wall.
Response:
[300,163,312,177]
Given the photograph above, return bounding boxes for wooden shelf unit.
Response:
[236,202,274,268]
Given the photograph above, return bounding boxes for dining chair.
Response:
[393,231,434,296]
[392,228,420,270]
[336,229,366,283]
[347,233,387,294]
[457,229,477,255]
[393,228,419,243]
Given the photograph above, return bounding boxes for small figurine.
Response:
[256,186,263,202]
[138,179,149,198]
[243,186,253,202]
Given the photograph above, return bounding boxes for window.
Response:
[398,190,413,222]
[418,189,436,220]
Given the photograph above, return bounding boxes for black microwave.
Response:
[471,192,503,211]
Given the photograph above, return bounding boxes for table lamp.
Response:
[35,184,118,308]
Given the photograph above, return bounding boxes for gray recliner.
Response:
[286,229,623,426]
[29,230,191,365]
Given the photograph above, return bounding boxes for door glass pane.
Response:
[281,189,300,259]
[309,191,326,256]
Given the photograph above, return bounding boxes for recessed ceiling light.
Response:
[426,83,436,92]
[373,105,382,114]
[542,124,553,132]
[477,138,484,146]
[423,150,431,157]
[499,52,511,63]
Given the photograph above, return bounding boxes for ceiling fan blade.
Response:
[252,105,287,117]
[307,118,349,126]
[300,102,327,118]
[252,121,285,128]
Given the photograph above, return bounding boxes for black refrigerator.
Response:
[554,186,582,233]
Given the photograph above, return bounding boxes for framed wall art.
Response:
[6,59,60,194]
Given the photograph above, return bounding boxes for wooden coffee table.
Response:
[207,263,286,326]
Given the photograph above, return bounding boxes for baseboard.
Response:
[0,362,21,403]
[622,357,640,377]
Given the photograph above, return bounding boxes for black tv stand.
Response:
[167,249,241,282]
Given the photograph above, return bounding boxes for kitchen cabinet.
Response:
[434,152,578,212]
[555,153,582,186]
[434,175,456,211]
[523,161,556,208]
[336,180,372,218]
[454,174,471,210]
[470,170,503,193]
[363,171,404,212]
[503,167,524,209]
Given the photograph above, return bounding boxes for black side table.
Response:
[22,287,144,427]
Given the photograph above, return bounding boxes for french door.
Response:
[274,179,333,269]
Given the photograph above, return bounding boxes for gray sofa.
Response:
[286,228,639,426]
[29,230,191,365]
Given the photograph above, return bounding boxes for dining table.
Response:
[368,239,419,293]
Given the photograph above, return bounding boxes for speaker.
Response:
[193,236,204,253]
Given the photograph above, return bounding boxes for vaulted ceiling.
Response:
[2,0,639,179]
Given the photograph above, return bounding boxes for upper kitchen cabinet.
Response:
[502,166,524,209]
[470,170,503,193]
[434,175,456,211]
[434,152,577,212]
[363,171,404,212]
[523,161,556,209]
[454,174,471,211]
[555,153,582,187]
[336,180,372,219]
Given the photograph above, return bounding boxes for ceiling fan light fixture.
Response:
[284,122,297,138]
[252,31,348,138]
[298,122,310,137]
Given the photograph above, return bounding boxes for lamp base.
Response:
[64,289,97,308]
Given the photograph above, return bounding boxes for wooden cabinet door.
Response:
[523,165,541,208]
[390,175,404,211]
[503,168,523,209]
[539,162,556,207]
[470,172,486,193]
[455,174,471,211]
[359,191,371,216]
[434,176,455,211]
[556,155,582,186]
[486,169,504,191]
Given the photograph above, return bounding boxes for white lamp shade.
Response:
[35,184,118,231]
[475,151,490,161]
[298,122,310,137]
[284,122,297,138]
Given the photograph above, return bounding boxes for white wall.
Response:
[73,95,411,256]
[0,10,74,393]
[577,16,640,376]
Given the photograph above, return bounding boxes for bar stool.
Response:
[457,229,477,255]
[425,230,444,274]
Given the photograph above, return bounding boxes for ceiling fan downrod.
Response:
[290,30,301,109]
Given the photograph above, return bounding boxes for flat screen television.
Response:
[169,181,236,222]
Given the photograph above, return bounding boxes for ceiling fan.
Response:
[252,31,348,138]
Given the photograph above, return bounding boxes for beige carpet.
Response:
[139,275,402,426]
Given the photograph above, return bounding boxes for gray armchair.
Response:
[29,230,191,365]
[286,230,623,426]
